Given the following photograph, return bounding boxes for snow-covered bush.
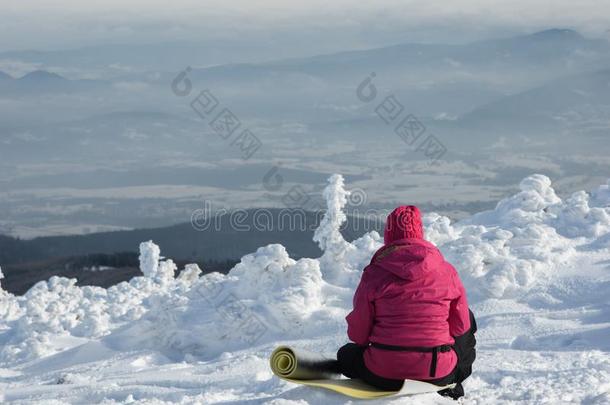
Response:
[1,173,610,369]
[553,191,610,238]
[139,240,176,282]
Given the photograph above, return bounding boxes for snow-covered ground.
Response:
[1,174,610,404]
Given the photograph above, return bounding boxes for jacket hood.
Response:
[372,238,443,281]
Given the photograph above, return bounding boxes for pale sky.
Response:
[2,0,609,51]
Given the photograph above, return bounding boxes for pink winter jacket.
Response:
[345,237,471,381]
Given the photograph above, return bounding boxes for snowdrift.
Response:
[1,174,609,404]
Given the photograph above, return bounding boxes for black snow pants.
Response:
[336,310,477,391]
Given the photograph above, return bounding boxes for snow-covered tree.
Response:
[313,174,357,283]
[139,240,175,283]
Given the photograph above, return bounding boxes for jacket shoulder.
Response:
[360,263,394,297]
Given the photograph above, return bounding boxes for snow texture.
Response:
[0,174,609,404]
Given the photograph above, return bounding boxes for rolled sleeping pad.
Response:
[270,345,456,399]
[270,345,340,380]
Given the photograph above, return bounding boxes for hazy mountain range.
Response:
[0,69,106,94]
[0,28,609,241]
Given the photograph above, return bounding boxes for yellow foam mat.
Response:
[270,345,455,399]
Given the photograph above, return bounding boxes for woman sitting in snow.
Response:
[336,205,477,400]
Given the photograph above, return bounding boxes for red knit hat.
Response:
[384,205,424,244]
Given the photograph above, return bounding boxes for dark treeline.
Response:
[0,209,384,295]
[1,252,238,295]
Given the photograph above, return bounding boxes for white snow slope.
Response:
[1,174,610,405]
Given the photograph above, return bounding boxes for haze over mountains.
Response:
[1,28,609,241]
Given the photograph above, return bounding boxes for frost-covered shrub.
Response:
[439,175,580,299]
[139,240,176,283]
[553,191,610,238]
[139,240,161,278]
[2,173,610,366]
[466,174,561,227]
[424,213,458,245]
